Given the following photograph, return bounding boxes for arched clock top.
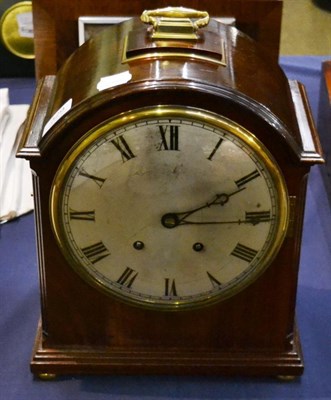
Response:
[17,14,322,166]
[46,17,294,126]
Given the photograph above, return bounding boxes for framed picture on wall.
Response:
[78,16,131,45]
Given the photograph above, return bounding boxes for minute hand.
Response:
[161,187,246,229]
[168,216,273,227]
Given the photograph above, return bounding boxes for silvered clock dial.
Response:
[50,106,289,310]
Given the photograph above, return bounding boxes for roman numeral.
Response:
[207,138,224,160]
[69,209,95,221]
[111,136,135,162]
[81,241,110,264]
[79,169,106,188]
[235,169,260,188]
[117,267,138,288]
[207,271,222,288]
[164,278,178,296]
[245,210,271,225]
[231,243,258,263]
[158,125,179,151]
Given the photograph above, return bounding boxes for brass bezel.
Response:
[50,106,289,311]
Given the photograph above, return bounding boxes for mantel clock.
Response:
[18,7,323,378]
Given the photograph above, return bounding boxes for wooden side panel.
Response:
[318,61,331,202]
[32,0,283,79]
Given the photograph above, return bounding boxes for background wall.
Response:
[281,0,331,55]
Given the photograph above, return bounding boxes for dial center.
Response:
[161,213,180,228]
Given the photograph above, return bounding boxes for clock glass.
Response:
[50,106,289,310]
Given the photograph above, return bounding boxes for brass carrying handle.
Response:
[140,7,210,40]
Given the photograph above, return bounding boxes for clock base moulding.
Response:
[31,319,304,377]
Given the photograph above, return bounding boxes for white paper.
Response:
[16,12,34,39]
[0,89,33,223]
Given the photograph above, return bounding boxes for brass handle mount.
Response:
[140,7,210,40]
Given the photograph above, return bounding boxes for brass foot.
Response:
[37,373,57,380]
[277,375,297,382]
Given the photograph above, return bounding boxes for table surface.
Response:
[1,56,331,400]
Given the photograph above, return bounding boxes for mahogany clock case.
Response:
[18,16,323,377]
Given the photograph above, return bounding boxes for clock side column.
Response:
[31,169,49,337]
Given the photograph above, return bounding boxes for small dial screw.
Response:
[133,241,145,250]
[193,242,204,252]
